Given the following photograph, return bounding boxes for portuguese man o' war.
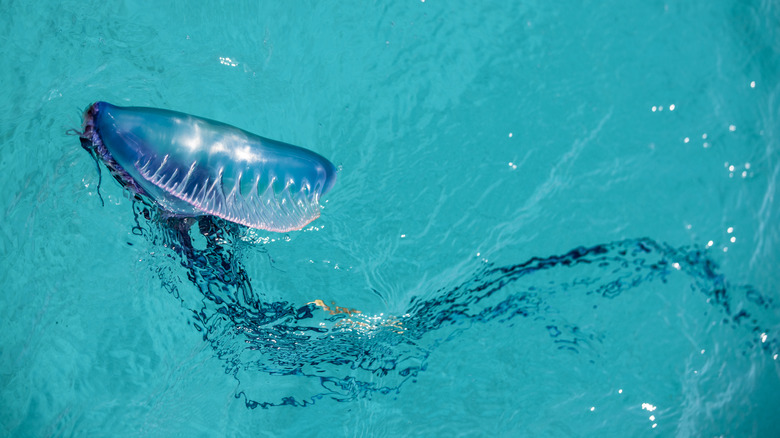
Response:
[78,101,337,232]
[74,103,778,411]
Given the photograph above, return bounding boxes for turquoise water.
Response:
[2,0,779,436]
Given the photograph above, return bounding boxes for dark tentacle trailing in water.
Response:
[130,206,779,409]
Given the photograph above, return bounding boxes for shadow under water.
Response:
[128,200,779,409]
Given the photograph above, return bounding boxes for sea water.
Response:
[1,1,779,436]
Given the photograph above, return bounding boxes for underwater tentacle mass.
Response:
[79,102,337,232]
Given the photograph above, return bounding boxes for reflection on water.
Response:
[130,200,777,409]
